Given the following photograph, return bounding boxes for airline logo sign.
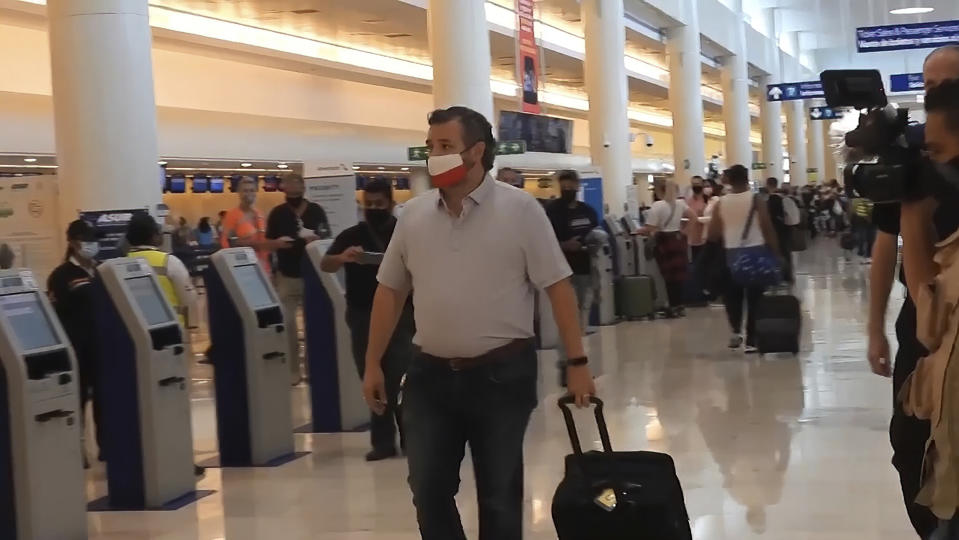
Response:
[809,106,838,121]
[890,73,925,92]
[858,20,959,53]
[79,208,150,261]
[767,81,824,102]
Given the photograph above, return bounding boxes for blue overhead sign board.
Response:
[857,20,959,53]
[890,72,925,92]
[809,106,838,121]
[766,81,824,102]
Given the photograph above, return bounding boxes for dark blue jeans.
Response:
[403,344,538,540]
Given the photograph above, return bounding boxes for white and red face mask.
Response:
[428,152,469,189]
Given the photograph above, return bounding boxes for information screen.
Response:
[234,264,274,309]
[0,293,59,351]
[209,176,225,193]
[126,276,174,326]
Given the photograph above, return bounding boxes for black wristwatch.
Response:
[566,356,589,367]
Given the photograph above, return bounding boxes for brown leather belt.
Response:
[421,338,534,371]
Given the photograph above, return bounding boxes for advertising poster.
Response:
[303,161,359,238]
[0,175,61,288]
[515,0,540,114]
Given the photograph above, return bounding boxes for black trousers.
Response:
[724,283,765,346]
[892,301,939,539]
[346,305,414,452]
[77,350,104,453]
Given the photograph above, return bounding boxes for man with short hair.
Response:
[868,45,959,539]
[363,106,595,540]
[321,178,412,461]
[496,166,523,188]
[266,173,330,385]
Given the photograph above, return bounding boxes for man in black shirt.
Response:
[765,177,794,282]
[321,178,413,461]
[266,173,330,385]
[866,45,959,539]
[546,170,599,333]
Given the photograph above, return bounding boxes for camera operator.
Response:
[867,45,959,539]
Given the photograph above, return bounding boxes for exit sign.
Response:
[407,140,527,161]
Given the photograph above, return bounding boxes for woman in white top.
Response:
[638,180,698,318]
[707,165,781,353]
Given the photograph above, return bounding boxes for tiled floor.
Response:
[84,240,919,539]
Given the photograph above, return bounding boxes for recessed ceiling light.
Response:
[23,158,37,163]
[277,163,289,169]
[890,7,934,15]
[158,160,167,166]
[352,166,360,170]
[240,163,253,168]
[401,167,410,171]
[377,166,385,170]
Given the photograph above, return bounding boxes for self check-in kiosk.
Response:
[604,215,636,278]
[0,270,86,540]
[95,258,195,509]
[300,241,370,432]
[206,248,294,465]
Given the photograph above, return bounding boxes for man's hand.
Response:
[560,239,583,252]
[868,330,892,377]
[269,236,295,250]
[566,365,596,408]
[362,364,387,415]
[340,246,364,264]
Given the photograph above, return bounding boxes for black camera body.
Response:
[821,69,921,203]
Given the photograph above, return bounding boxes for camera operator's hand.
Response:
[868,330,892,377]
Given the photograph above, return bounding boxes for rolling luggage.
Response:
[552,397,693,540]
[755,292,801,355]
[616,276,655,320]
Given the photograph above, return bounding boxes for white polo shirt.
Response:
[377,175,572,358]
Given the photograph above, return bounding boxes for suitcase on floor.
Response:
[616,276,655,320]
[790,226,807,252]
[552,397,693,540]
[755,293,801,355]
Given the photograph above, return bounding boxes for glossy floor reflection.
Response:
[85,240,917,539]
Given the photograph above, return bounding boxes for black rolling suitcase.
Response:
[755,291,801,355]
[552,397,692,540]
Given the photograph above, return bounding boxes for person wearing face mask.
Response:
[364,106,595,540]
[545,170,600,333]
[265,173,329,385]
[47,220,105,468]
[321,178,413,461]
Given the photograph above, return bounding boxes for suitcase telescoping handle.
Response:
[557,396,613,455]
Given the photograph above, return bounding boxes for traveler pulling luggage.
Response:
[552,397,693,540]
[755,288,802,355]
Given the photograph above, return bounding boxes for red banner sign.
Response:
[515,0,540,114]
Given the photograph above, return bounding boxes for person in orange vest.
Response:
[124,212,204,477]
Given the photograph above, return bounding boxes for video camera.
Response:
[821,69,919,203]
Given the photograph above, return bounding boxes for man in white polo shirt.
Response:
[363,106,596,540]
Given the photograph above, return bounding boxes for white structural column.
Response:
[720,0,752,168]
[666,0,706,186]
[786,101,808,186]
[581,0,631,213]
[807,107,826,183]
[759,75,784,180]
[48,0,162,220]
[427,0,494,121]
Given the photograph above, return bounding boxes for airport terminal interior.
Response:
[1,0,959,538]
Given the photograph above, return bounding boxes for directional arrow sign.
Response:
[767,86,784,101]
[767,81,824,102]
[809,106,838,121]
[811,108,822,119]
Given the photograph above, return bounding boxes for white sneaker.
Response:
[744,345,759,354]
[728,334,744,349]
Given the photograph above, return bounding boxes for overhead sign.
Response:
[809,106,838,121]
[79,208,149,261]
[890,72,925,92]
[766,81,824,102]
[303,162,357,238]
[857,20,959,53]
[515,0,540,114]
[407,141,527,162]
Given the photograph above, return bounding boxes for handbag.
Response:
[726,195,781,288]
[643,203,677,260]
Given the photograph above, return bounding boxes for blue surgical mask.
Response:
[78,242,99,260]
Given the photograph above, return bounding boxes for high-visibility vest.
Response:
[129,248,183,325]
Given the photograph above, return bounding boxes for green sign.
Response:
[806,167,818,174]
[751,162,767,170]
[407,140,527,161]
[407,146,429,161]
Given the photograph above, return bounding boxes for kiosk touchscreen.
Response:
[604,215,636,278]
[206,248,294,465]
[0,270,86,540]
[301,242,371,432]
[95,258,195,509]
